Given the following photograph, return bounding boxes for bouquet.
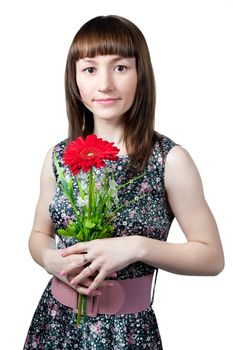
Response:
[54,134,143,324]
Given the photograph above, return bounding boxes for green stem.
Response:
[115,173,144,192]
[83,295,87,322]
[106,194,147,224]
[88,167,93,218]
[76,294,83,325]
[70,200,80,219]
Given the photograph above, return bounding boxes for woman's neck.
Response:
[93,120,126,155]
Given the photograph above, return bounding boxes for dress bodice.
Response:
[49,133,177,279]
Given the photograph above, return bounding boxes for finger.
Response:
[70,264,97,287]
[87,270,109,294]
[60,257,84,276]
[61,242,91,257]
[76,285,102,297]
[90,271,116,279]
[107,272,117,278]
[68,264,116,285]
[68,275,92,286]
[60,252,95,276]
[80,277,108,290]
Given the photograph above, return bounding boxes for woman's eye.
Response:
[83,67,96,73]
[115,65,127,72]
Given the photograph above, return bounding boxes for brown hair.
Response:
[65,15,157,170]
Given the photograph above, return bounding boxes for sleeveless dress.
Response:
[24,133,177,350]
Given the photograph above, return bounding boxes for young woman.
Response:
[24,15,224,349]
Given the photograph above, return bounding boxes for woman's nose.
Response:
[97,71,114,93]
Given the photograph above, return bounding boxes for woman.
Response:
[24,15,224,349]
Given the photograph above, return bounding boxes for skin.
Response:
[29,54,224,298]
[75,55,138,151]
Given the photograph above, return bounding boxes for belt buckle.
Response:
[86,295,100,318]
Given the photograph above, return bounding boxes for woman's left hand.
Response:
[60,236,142,294]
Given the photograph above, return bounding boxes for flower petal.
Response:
[63,135,119,174]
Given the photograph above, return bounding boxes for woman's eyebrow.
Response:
[80,56,131,64]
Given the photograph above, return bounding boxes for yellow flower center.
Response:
[87,152,94,157]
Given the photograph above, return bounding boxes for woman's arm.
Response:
[29,147,109,295]
[28,148,84,287]
[29,147,58,268]
[139,145,224,276]
[61,146,224,293]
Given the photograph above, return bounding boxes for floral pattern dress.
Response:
[24,133,177,350]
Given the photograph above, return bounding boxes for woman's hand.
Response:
[43,248,104,296]
[60,236,142,294]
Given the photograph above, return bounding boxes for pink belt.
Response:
[51,274,153,317]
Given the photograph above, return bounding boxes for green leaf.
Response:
[76,178,85,200]
[57,220,83,239]
[57,228,75,238]
[69,179,77,205]
[53,153,80,218]
[54,154,69,194]
[84,220,96,229]
[75,231,86,242]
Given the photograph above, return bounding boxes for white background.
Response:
[0,0,232,349]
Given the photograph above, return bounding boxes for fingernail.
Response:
[94,290,102,296]
[60,249,65,256]
[106,282,113,287]
[90,291,100,297]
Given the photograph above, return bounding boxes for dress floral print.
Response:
[24,133,176,349]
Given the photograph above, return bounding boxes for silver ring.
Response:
[82,254,88,264]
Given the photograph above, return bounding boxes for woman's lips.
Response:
[94,98,120,105]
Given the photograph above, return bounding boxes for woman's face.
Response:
[75,55,137,124]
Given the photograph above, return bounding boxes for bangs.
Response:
[70,16,137,60]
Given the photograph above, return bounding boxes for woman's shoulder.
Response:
[157,134,201,193]
[53,138,69,154]
[49,138,69,178]
[155,132,178,150]
[154,132,195,169]
[152,132,179,163]
[51,138,70,162]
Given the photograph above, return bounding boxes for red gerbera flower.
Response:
[64,134,120,174]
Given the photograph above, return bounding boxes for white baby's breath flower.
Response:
[65,173,71,182]
[113,194,119,205]
[77,196,88,207]
[109,179,118,189]
[95,181,101,191]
